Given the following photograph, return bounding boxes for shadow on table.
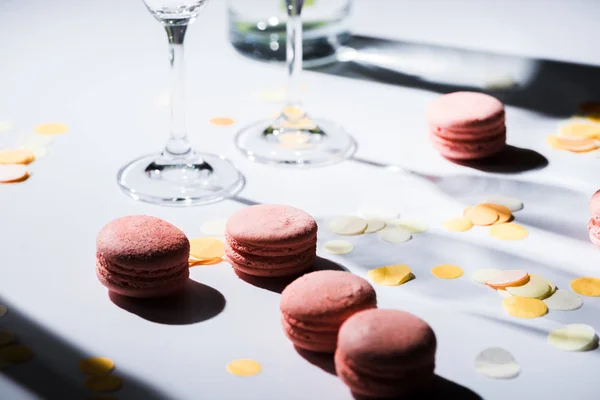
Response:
[0,297,168,400]
[294,346,337,376]
[109,279,226,325]
[234,256,348,294]
[316,35,600,118]
[447,145,548,174]
[350,156,591,242]
[351,375,482,400]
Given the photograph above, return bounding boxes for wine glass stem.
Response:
[164,24,191,157]
[285,1,303,110]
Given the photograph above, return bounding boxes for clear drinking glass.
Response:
[118,0,244,206]
[228,0,352,68]
[235,0,356,167]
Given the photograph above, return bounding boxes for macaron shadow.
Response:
[294,346,337,375]
[234,257,348,294]
[108,280,226,325]
[447,145,548,173]
[351,375,482,400]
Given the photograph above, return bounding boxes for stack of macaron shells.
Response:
[588,190,600,247]
[96,216,190,298]
[335,309,437,398]
[280,270,377,353]
[427,91,506,160]
[225,204,318,277]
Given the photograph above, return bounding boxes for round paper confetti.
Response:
[506,274,551,299]
[0,345,34,363]
[368,265,413,286]
[570,277,600,297]
[486,270,529,290]
[0,305,6,318]
[226,359,262,377]
[530,273,556,294]
[0,165,29,183]
[431,264,464,279]
[482,204,512,224]
[483,196,523,212]
[443,217,473,232]
[464,205,499,226]
[471,269,503,285]
[209,117,235,126]
[79,357,115,376]
[189,257,223,266]
[560,122,600,139]
[322,240,353,255]
[357,208,399,222]
[84,375,122,392]
[189,237,225,260]
[364,219,387,234]
[393,220,428,234]
[200,219,228,236]
[327,216,368,235]
[378,227,411,243]
[547,135,598,152]
[489,223,528,241]
[474,347,520,379]
[502,296,548,319]
[0,330,14,347]
[548,324,598,352]
[0,149,35,165]
[543,289,583,311]
[34,123,68,135]
[497,289,512,298]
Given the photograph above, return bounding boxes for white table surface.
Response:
[1,1,600,399]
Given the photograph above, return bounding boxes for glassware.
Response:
[235,0,356,167]
[118,0,244,206]
[227,0,352,68]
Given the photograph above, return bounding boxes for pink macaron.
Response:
[427,91,506,160]
[335,309,437,398]
[96,215,190,298]
[280,270,377,353]
[225,204,318,277]
[589,190,600,247]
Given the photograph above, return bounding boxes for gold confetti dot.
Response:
[84,375,122,392]
[34,123,68,135]
[463,205,499,226]
[0,345,34,363]
[189,257,223,266]
[209,117,236,126]
[560,122,600,139]
[443,217,473,232]
[189,237,225,260]
[431,264,464,279]
[0,330,14,347]
[547,135,599,152]
[489,223,528,241]
[79,357,115,376]
[502,296,547,318]
[0,149,35,165]
[368,265,413,286]
[322,240,353,255]
[482,204,512,224]
[570,277,600,297]
[226,359,262,377]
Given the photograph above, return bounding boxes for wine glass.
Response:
[234,0,356,167]
[117,0,244,206]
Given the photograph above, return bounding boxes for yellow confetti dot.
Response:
[0,149,35,165]
[505,274,551,299]
[79,357,115,376]
[226,359,262,377]
[502,296,548,318]
[189,257,223,266]
[368,265,413,286]
[482,204,512,224]
[0,345,34,363]
[463,205,499,226]
[84,375,122,392]
[443,217,473,232]
[560,122,600,139]
[393,219,428,233]
[209,117,236,126]
[0,330,14,347]
[189,237,225,260]
[431,264,464,279]
[322,240,353,255]
[570,277,600,297]
[34,123,68,135]
[489,223,528,241]
[547,135,599,152]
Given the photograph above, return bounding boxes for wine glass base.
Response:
[117,152,244,206]
[235,118,356,167]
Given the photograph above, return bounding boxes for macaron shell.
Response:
[225,243,317,270]
[429,117,505,141]
[96,263,189,298]
[229,260,313,277]
[281,317,338,353]
[226,204,318,247]
[225,233,317,257]
[430,131,506,160]
[588,215,600,247]
[427,91,505,129]
[590,190,600,215]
